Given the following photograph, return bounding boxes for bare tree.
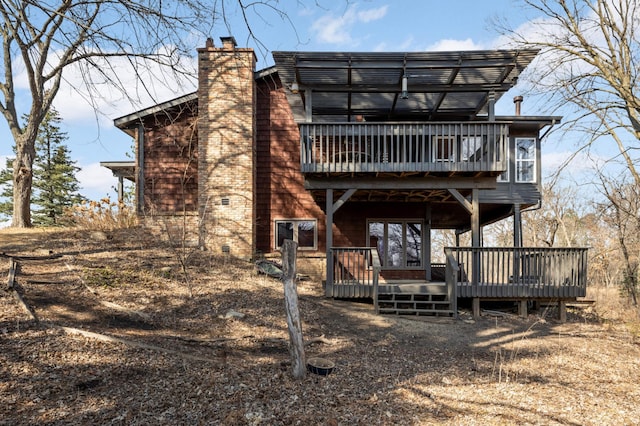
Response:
[496,0,640,303]
[0,0,307,227]
[594,174,640,304]
[496,0,640,185]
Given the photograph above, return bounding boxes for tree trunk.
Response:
[281,239,306,379]
[12,145,35,227]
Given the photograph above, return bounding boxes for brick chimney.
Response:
[197,37,257,258]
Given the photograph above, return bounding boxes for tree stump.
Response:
[281,240,306,379]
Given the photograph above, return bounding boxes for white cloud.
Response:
[357,6,388,22]
[52,53,198,127]
[311,5,388,46]
[76,162,119,200]
[427,38,486,51]
[6,45,197,129]
[541,150,602,178]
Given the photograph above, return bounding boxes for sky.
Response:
[0,0,594,204]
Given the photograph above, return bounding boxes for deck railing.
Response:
[331,247,381,299]
[444,250,459,315]
[447,247,588,298]
[300,122,509,174]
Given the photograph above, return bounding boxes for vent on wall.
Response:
[221,245,230,254]
[221,197,230,206]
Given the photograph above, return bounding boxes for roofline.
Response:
[255,65,277,80]
[496,115,562,123]
[113,92,198,129]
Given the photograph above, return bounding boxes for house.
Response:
[104,36,588,320]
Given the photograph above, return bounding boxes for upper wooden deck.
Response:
[300,122,508,175]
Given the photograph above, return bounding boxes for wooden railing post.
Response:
[444,248,459,318]
[371,249,381,313]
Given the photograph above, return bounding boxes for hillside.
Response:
[1,227,639,425]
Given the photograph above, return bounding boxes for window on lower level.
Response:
[515,138,536,183]
[368,220,423,269]
[275,219,317,250]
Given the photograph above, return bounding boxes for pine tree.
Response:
[31,108,85,226]
[0,155,14,219]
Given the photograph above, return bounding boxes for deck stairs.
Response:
[376,281,456,317]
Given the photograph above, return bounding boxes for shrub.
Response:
[63,197,137,231]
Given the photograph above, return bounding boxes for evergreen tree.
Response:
[0,155,14,219]
[31,108,84,226]
[0,109,85,225]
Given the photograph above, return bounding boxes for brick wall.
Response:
[140,213,200,247]
[255,76,329,256]
[197,38,257,259]
[141,108,198,213]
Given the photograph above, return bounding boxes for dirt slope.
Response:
[1,227,639,425]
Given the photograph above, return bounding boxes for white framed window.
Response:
[275,219,317,250]
[515,137,536,183]
[461,136,482,161]
[434,136,455,162]
[368,220,423,269]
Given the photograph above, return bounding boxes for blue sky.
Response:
[0,0,581,203]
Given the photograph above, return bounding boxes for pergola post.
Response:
[470,189,480,285]
[513,204,522,247]
[325,188,333,297]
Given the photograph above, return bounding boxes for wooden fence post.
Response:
[281,239,306,379]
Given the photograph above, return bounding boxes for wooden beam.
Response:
[305,176,497,190]
[333,188,356,214]
[296,82,513,93]
[448,189,472,214]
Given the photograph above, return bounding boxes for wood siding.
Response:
[141,106,198,213]
[254,76,330,255]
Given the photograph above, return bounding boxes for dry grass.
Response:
[63,198,137,231]
[1,227,640,425]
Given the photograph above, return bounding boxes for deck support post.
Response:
[325,189,334,297]
[518,299,527,318]
[425,204,432,281]
[513,204,522,247]
[472,298,480,318]
[558,300,567,322]
[471,189,480,286]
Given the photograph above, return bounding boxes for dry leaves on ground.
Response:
[1,227,639,425]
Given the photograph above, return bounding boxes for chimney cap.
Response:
[220,36,237,48]
[513,95,524,103]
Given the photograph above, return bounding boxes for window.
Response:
[515,138,536,182]
[434,136,455,162]
[275,219,317,250]
[368,220,423,269]
[461,136,482,161]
